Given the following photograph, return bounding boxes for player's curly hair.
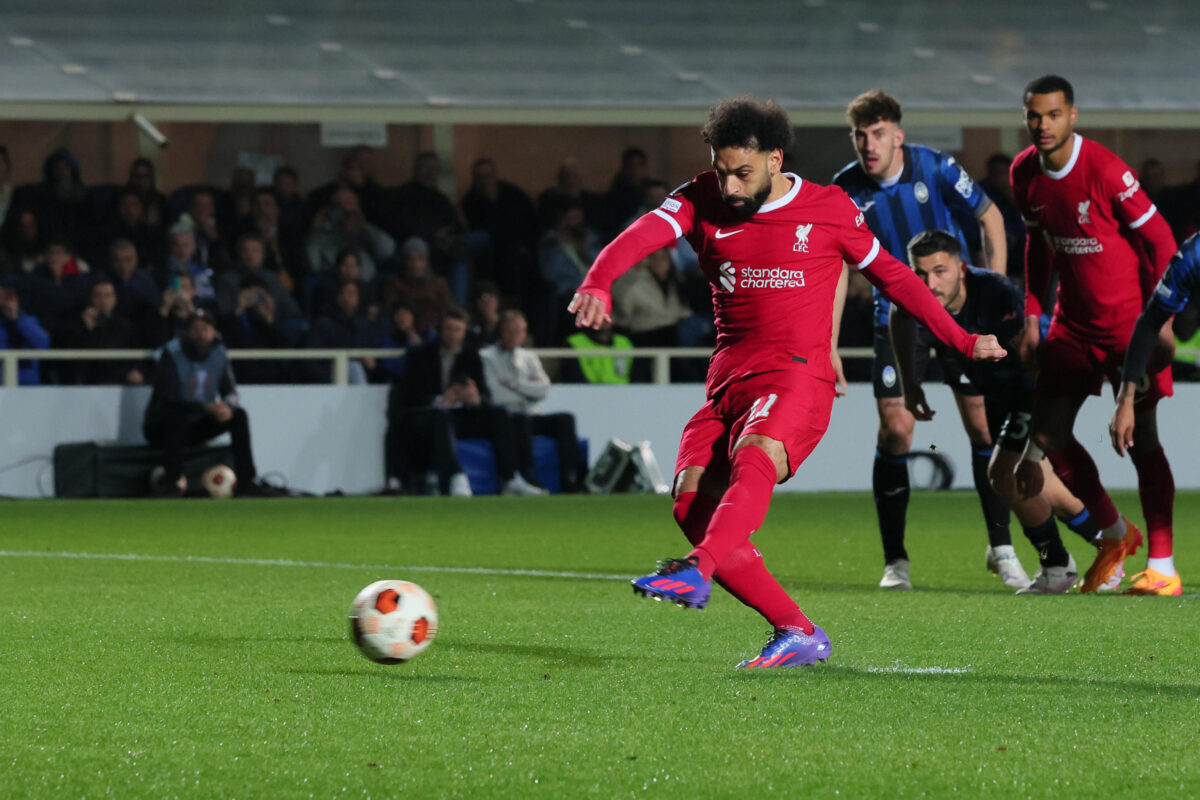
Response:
[1024,75,1074,106]
[701,96,793,153]
[845,90,902,128]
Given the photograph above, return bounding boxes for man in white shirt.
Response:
[480,310,587,492]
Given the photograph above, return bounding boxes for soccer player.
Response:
[1107,232,1198,595]
[569,97,1005,668]
[834,90,1012,590]
[891,230,1107,593]
[1011,75,1179,593]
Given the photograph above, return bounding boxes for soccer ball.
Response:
[201,465,236,499]
[349,580,438,664]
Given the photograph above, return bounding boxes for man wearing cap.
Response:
[143,310,263,496]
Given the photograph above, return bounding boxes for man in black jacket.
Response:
[143,310,261,496]
[386,306,544,496]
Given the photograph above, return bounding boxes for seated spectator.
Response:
[391,151,472,305]
[468,280,502,347]
[0,283,50,385]
[305,280,373,383]
[371,301,433,381]
[612,247,711,381]
[383,237,451,332]
[0,146,13,231]
[143,310,265,497]
[164,217,217,302]
[0,206,48,275]
[240,186,304,291]
[218,281,293,384]
[107,188,166,271]
[386,307,545,496]
[306,187,394,281]
[308,247,376,318]
[536,156,610,236]
[107,239,161,329]
[307,146,390,234]
[146,271,217,348]
[215,233,302,326]
[126,156,170,230]
[25,239,91,343]
[538,199,602,335]
[603,147,651,239]
[229,166,257,223]
[272,165,308,240]
[36,148,90,239]
[185,187,230,271]
[461,157,539,308]
[64,275,144,385]
[564,318,633,384]
[481,310,587,492]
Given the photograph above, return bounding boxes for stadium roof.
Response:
[1,0,1198,127]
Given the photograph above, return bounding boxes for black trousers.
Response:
[386,404,522,492]
[511,412,586,492]
[144,404,257,484]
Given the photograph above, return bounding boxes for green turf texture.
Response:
[1,493,1197,798]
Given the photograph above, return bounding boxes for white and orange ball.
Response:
[201,464,237,499]
[349,580,438,664]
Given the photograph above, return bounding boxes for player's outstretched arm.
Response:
[569,207,686,329]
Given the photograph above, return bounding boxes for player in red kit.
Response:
[1012,75,1180,593]
[569,97,1005,668]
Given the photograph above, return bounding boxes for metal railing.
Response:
[0,346,875,388]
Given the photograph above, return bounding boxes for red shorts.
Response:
[675,369,835,484]
[1037,327,1172,408]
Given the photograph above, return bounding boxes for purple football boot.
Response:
[737,626,832,668]
[631,556,711,609]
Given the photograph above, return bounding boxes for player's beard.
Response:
[726,181,773,220]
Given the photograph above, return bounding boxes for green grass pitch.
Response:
[1,492,1197,798]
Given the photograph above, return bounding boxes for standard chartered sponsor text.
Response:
[1052,236,1103,255]
[740,266,806,289]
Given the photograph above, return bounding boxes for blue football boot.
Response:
[737,626,831,668]
[631,556,711,609]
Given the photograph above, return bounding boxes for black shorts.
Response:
[986,391,1035,454]
[872,324,981,399]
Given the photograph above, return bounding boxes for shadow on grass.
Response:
[178,635,348,645]
[733,662,1200,699]
[441,640,608,667]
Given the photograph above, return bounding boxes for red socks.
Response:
[1132,445,1175,558]
[673,452,813,635]
[1047,439,1120,530]
[688,445,778,577]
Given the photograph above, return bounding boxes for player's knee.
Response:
[987,459,1018,504]
[877,424,912,455]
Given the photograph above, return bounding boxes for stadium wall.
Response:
[3,384,1199,499]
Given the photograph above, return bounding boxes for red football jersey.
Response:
[1012,134,1163,343]
[578,171,976,397]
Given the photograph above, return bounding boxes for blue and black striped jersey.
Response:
[1149,233,1200,315]
[834,144,990,326]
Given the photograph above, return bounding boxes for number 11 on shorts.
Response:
[747,393,778,425]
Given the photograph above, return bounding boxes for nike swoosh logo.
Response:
[857,201,875,212]
[714,229,743,239]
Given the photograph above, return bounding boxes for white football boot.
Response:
[1016,554,1078,594]
[879,559,912,590]
[986,545,1032,589]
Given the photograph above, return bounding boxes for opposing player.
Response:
[1107,233,1198,595]
[891,230,1107,593]
[1012,75,1179,593]
[569,97,1005,668]
[834,90,1012,590]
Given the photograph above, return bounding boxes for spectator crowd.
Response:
[2,142,1198,388]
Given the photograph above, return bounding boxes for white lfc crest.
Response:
[793,223,813,253]
[1077,200,1092,225]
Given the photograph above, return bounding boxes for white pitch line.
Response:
[0,550,629,582]
[865,665,971,675]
